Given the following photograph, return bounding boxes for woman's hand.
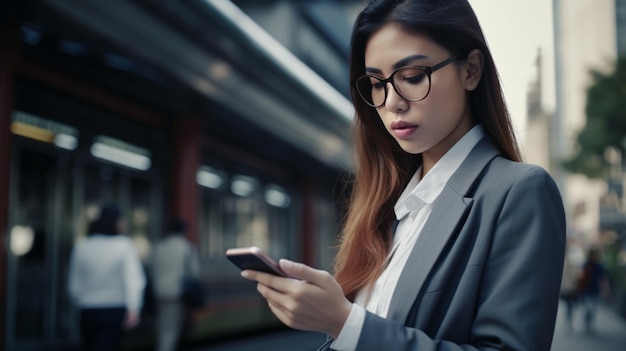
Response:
[122,310,140,330]
[241,259,352,339]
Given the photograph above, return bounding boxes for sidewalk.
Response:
[197,300,626,351]
[551,300,626,351]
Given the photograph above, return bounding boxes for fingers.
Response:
[279,259,334,286]
[255,280,301,328]
[240,261,350,336]
[256,278,284,302]
[241,260,335,295]
[240,260,323,284]
[241,269,287,288]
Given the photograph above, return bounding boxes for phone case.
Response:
[226,246,286,276]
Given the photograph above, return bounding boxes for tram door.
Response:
[7,143,159,351]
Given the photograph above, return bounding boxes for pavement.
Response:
[196,301,626,351]
[551,300,626,351]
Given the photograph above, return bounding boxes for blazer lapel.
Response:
[385,137,500,324]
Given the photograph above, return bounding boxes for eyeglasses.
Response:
[355,53,462,108]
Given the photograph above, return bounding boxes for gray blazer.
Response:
[320,137,566,351]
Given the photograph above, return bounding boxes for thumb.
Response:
[279,259,323,283]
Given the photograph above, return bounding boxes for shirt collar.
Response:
[394,124,485,220]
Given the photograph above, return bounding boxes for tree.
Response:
[564,56,626,178]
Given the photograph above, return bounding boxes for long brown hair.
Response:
[335,0,522,300]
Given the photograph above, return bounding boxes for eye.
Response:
[398,68,427,85]
[370,77,386,90]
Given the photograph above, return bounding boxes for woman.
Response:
[241,0,566,350]
[68,205,146,351]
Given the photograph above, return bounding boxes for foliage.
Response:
[564,56,626,178]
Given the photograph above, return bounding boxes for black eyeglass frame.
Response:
[355,53,463,108]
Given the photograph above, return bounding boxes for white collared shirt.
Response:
[332,125,485,350]
[68,234,146,312]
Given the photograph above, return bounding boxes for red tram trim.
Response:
[16,60,166,128]
[0,23,19,350]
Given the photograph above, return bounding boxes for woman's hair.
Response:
[89,205,122,236]
[334,0,522,300]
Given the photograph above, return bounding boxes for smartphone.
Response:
[225,246,287,277]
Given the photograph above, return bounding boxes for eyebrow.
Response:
[365,54,429,74]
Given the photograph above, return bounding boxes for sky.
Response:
[469,0,556,145]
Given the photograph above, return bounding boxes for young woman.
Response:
[241,0,566,350]
[68,205,146,351]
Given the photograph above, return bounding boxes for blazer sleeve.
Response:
[470,166,566,350]
[326,166,566,351]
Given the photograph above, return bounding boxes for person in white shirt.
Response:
[151,218,201,351]
[238,0,566,350]
[68,205,146,351]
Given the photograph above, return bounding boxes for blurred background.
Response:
[0,0,625,350]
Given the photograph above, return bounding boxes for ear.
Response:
[462,49,484,91]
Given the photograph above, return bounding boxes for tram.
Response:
[0,1,355,350]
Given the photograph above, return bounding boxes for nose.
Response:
[384,82,407,110]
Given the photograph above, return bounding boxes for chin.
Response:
[398,143,426,155]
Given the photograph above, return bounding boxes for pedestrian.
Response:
[152,218,202,351]
[68,204,146,351]
[560,244,580,329]
[577,247,611,333]
[239,0,566,350]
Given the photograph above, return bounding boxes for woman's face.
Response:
[363,24,476,165]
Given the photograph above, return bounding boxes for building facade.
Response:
[552,0,617,244]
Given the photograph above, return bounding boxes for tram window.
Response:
[129,177,155,262]
[11,149,60,340]
[197,170,292,260]
[11,111,79,150]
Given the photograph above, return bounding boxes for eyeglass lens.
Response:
[356,67,430,107]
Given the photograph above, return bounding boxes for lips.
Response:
[390,121,418,139]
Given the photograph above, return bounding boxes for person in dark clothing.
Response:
[577,247,611,332]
